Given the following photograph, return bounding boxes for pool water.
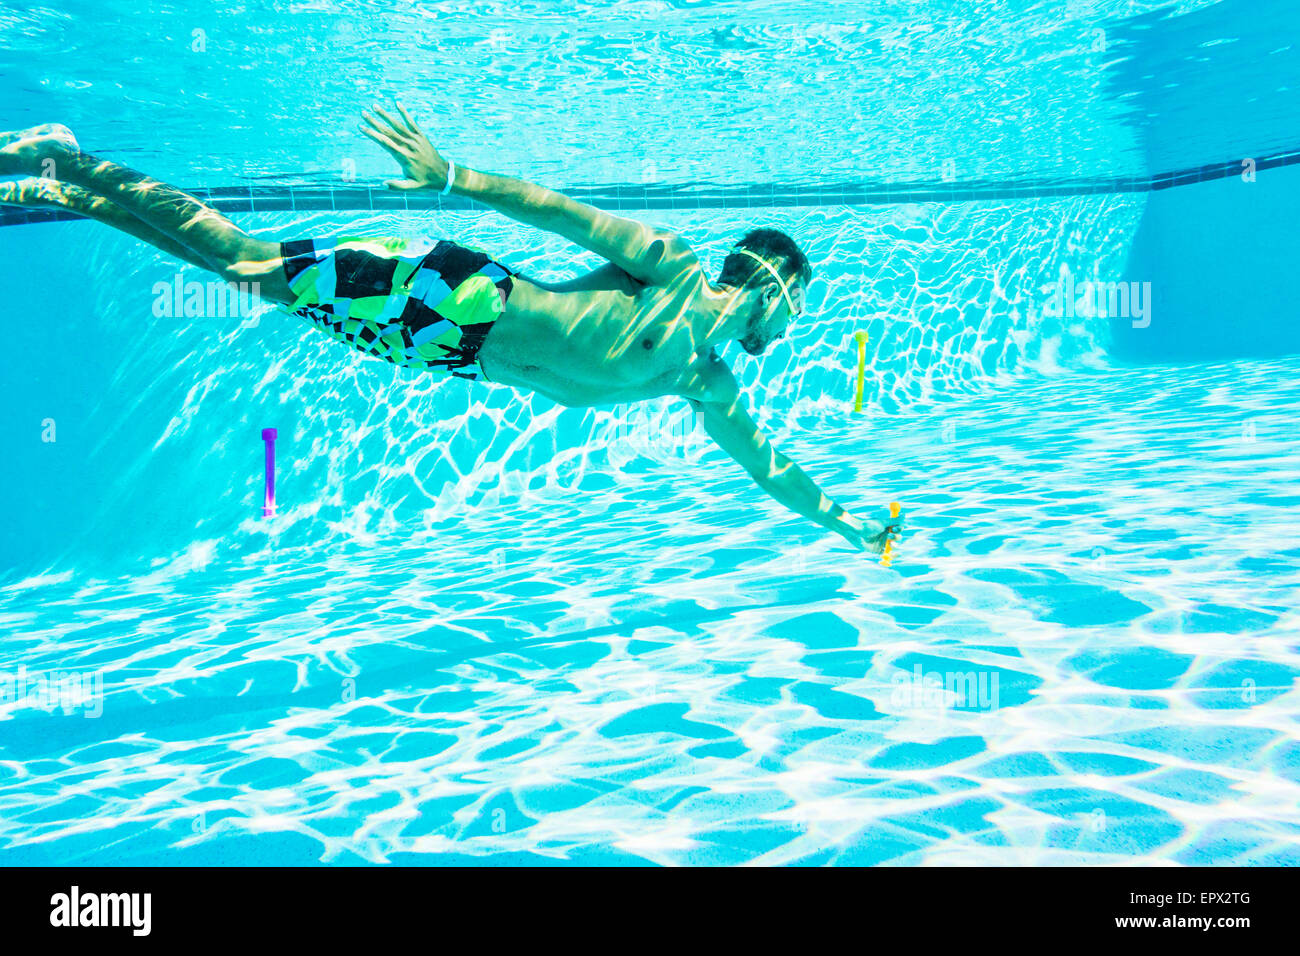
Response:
[2,358,1297,865]
[1,0,1298,865]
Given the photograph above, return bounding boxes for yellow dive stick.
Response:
[880,501,902,567]
[850,332,901,565]
[853,331,869,412]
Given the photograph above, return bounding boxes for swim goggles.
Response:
[735,248,805,317]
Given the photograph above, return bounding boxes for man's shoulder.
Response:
[677,348,739,407]
[645,229,701,276]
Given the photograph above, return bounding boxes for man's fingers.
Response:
[359,122,388,145]
[361,113,401,143]
[360,122,406,158]
[395,102,420,134]
[369,105,408,139]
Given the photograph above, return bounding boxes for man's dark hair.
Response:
[717,228,812,290]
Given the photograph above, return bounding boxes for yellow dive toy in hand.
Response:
[881,501,903,567]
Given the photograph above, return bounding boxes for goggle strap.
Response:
[735,248,800,315]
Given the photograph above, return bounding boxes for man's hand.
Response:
[358,101,694,284]
[835,510,905,555]
[360,102,449,191]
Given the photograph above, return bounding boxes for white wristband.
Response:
[441,161,456,196]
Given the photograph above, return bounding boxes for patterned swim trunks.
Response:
[279,235,516,380]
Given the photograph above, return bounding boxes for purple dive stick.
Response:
[262,427,277,518]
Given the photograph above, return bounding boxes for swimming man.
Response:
[0,107,902,553]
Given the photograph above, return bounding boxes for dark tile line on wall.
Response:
[3,148,1298,228]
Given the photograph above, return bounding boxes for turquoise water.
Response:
[1,0,1299,865]
[2,0,1298,187]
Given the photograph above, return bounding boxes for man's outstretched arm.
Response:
[360,103,694,284]
[683,358,899,553]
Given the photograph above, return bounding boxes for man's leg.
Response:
[2,124,294,303]
[1,177,214,271]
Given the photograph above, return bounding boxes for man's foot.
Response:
[0,123,79,175]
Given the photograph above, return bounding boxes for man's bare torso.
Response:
[478,258,722,408]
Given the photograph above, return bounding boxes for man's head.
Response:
[717,228,811,355]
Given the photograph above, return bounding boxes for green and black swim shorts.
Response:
[279,235,516,380]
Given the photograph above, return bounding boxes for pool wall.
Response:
[1112,163,1300,361]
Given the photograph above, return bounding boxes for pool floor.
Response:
[1,357,1298,865]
